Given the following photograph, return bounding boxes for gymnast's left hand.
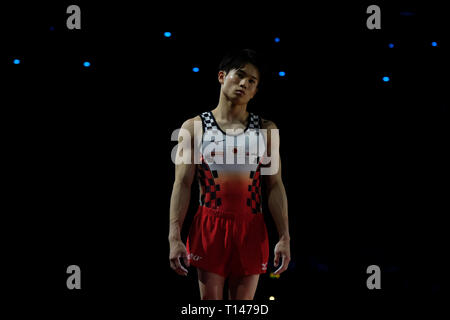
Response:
[273,238,290,275]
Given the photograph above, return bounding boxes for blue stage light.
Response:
[431,41,438,47]
[13,59,21,65]
[193,67,199,72]
[83,61,91,67]
[317,263,329,272]
[278,71,286,77]
[382,76,390,82]
[388,43,394,48]
[399,11,415,16]
[164,32,172,38]
[274,37,280,43]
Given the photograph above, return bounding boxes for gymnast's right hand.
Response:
[169,239,190,276]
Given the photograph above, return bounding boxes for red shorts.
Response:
[186,205,269,277]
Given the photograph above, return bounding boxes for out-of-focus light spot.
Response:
[193,67,199,72]
[278,71,286,77]
[317,263,329,272]
[274,37,280,43]
[269,296,275,301]
[382,76,390,82]
[13,59,21,65]
[83,61,91,67]
[164,32,172,38]
[431,41,438,47]
[50,26,55,31]
[388,43,394,48]
[399,11,415,16]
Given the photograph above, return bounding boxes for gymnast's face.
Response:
[219,63,259,104]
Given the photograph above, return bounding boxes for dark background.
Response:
[2,1,448,316]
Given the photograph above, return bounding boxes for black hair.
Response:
[218,49,266,86]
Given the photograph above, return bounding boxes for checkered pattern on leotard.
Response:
[247,113,261,130]
[247,166,262,213]
[246,113,263,213]
[197,160,221,208]
[198,112,221,208]
[197,111,264,213]
[200,112,220,137]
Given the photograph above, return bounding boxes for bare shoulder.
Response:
[181,115,202,134]
[260,117,278,130]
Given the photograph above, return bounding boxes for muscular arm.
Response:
[266,162,290,241]
[262,119,291,274]
[168,117,197,241]
[168,164,195,241]
[168,117,198,276]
